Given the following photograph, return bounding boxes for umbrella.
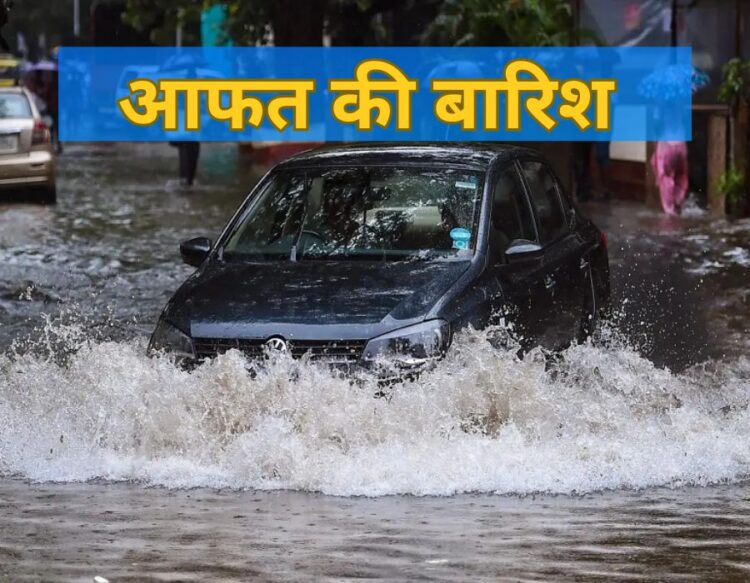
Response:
[26,60,57,73]
[158,53,207,73]
[638,64,708,102]
[691,67,710,92]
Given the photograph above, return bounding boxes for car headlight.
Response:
[363,320,451,368]
[148,319,194,358]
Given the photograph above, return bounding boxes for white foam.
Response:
[1,326,749,497]
[723,247,750,267]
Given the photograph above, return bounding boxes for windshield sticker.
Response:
[450,228,472,250]
[455,180,476,190]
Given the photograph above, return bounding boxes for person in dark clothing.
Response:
[161,55,202,187]
[0,1,12,52]
[177,141,200,187]
[28,70,61,152]
[573,141,593,202]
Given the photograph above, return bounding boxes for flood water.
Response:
[1,143,750,581]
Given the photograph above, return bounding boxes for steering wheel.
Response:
[300,230,325,243]
[297,230,327,252]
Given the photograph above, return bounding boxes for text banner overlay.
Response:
[59,47,692,142]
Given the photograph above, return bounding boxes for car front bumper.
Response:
[167,345,437,383]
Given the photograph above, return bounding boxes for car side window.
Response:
[520,161,567,244]
[490,167,536,258]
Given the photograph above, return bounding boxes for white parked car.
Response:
[0,86,56,204]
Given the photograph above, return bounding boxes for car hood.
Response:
[169,260,470,340]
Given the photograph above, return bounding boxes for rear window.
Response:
[0,94,32,119]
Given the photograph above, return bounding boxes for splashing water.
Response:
[0,320,748,497]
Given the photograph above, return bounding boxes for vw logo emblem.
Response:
[265,337,289,353]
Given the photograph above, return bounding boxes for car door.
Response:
[486,162,552,349]
[519,159,586,350]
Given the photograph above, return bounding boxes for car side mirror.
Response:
[504,239,543,265]
[180,237,212,267]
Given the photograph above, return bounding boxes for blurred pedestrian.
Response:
[24,63,61,153]
[651,141,688,215]
[174,141,200,187]
[160,54,203,188]
[595,141,611,199]
[574,142,593,202]
[0,0,11,52]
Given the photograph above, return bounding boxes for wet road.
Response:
[0,143,261,347]
[3,481,750,582]
[587,199,750,369]
[1,144,749,581]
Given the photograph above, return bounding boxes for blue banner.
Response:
[58,47,692,142]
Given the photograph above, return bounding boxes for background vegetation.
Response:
[2,0,579,55]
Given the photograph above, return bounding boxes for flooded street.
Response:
[1,144,750,581]
[0,143,261,347]
[4,481,750,581]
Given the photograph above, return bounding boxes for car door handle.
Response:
[544,275,556,290]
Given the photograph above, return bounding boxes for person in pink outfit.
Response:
[651,141,689,215]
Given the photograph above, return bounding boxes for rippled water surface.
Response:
[4,481,750,582]
[1,144,750,581]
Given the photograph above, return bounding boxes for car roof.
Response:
[278,142,539,170]
[0,86,27,94]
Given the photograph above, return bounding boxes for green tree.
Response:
[122,0,430,47]
[423,0,577,47]
[122,0,203,46]
[4,0,96,58]
[718,57,750,216]
[718,58,750,112]
[123,0,328,46]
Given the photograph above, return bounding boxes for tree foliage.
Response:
[122,0,205,46]
[123,0,334,46]
[121,0,579,48]
[4,0,96,58]
[718,57,750,111]
[2,0,582,56]
[716,165,745,206]
[423,0,576,47]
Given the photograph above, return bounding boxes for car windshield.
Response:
[0,94,32,119]
[223,166,484,261]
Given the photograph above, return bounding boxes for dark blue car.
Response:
[150,143,610,373]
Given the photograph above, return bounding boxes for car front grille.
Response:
[193,338,367,364]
